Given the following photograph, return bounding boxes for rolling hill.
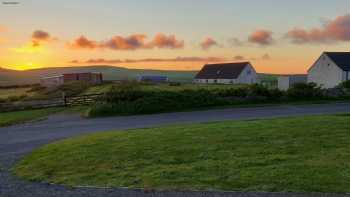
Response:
[0,66,198,85]
[0,65,277,86]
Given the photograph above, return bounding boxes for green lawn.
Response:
[14,114,350,192]
[0,108,63,127]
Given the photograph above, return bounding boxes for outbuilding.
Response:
[278,75,308,90]
[40,72,103,88]
[194,62,257,84]
[138,75,169,83]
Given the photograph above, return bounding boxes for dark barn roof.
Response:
[195,62,250,79]
[325,52,350,71]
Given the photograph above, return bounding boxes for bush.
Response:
[169,82,182,86]
[7,94,28,102]
[287,83,324,100]
[341,80,350,90]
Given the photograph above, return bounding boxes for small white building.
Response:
[40,75,64,88]
[308,52,350,89]
[194,62,257,84]
[278,75,308,91]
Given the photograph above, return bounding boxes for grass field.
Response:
[0,88,32,99]
[14,114,350,192]
[0,108,64,127]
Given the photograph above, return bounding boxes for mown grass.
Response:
[0,108,63,127]
[14,114,350,192]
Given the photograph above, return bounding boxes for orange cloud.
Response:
[68,33,184,51]
[286,14,350,44]
[104,34,149,50]
[200,37,219,50]
[70,56,228,64]
[248,30,274,46]
[68,36,99,49]
[150,33,184,49]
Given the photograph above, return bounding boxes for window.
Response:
[214,79,218,83]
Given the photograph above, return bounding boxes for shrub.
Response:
[7,94,28,102]
[169,82,182,86]
[287,83,324,99]
[341,80,350,90]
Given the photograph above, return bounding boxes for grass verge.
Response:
[0,108,63,127]
[14,114,350,192]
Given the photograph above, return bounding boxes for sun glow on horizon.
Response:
[8,62,42,70]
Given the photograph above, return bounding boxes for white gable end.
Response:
[308,53,345,89]
[237,63,258,84]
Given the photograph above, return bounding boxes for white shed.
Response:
[278,75,308,91]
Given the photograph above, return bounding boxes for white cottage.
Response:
[308,52,350,89]
[194,62,257,84]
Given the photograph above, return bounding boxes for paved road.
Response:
[1,103,350,197]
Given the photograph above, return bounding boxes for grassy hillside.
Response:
[0,65,277,86]
[0,66,197,85]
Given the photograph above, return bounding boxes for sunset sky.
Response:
[1,0,350,73]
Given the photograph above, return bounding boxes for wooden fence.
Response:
[0,93,104,112]
[64,93,104,106]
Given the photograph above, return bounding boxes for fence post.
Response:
[62,92,67,107]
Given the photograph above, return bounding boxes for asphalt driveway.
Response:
[1,103,350,197]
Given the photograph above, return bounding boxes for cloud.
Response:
[68,36,100,49]
[233,55,246,61]
[29,30,57,48]
[70,56,227,64]
[12,30,54,53]
[200,37,219,50]
[286,14,350,44]
[150,33,184,49]
[68,33,184,51]
[32,30,51,41]
[228,38,245,47]
[104,34,149,50]
[248,30,274,46]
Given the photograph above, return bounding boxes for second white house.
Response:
[194,62,258,84]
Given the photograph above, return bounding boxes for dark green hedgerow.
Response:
[87,81,350,117]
